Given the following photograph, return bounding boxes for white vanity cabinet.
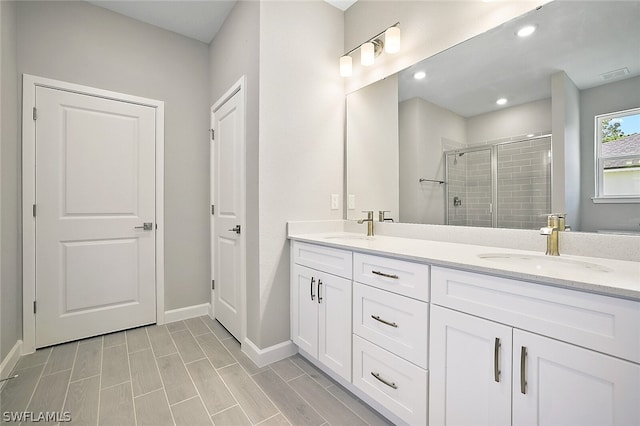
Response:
[290,241,352,381]
[352,253,430,426]
[430,266,640,426]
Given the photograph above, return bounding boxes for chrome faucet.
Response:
[358,211,374,236]
[378,210,394,222]
[540,213,567,256]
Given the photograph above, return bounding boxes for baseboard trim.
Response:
[164,303,211,324]
[0,340,23,388]
[242,338,298,368]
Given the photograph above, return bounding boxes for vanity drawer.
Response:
[431,266,640,363]
[353,335,427,426]
[292,241,352,279]
[353,283,428,368]
[353,253,429,301]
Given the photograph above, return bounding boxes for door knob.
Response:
[229,225,241,234]
[134,222,153,231]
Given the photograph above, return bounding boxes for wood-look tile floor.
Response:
[0,317,392,426]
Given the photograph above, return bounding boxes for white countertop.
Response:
[288,232,640,301]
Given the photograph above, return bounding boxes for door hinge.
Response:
[33,107,38,121]
[212,279,215,290]
[33,301,37,314]
[211,205,215,215]
[33,204,36,217]
[210,129,215,140]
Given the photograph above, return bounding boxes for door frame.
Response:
[21,74,165,354]
[210,75,247,345]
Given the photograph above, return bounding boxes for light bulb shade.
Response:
[339,55,352,77]
[385,26,401,53]
[361,42,375,66]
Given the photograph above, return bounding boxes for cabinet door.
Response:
[318,272,352,381]
[429,305,512,426]
[513,330,640,426]
[291,264,318,357]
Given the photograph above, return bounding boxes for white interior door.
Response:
[212,82,245,342]
[35,86,157,347]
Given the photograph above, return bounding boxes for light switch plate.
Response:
[331,194,339,210]
[348,194,356,210]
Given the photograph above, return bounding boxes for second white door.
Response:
[212,83,245,341]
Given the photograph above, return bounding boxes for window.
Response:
[593,107,640,203]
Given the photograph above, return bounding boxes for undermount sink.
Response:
[478,253,612,273]
[323,234,374,242]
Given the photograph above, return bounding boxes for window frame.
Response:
[593,107,640,204]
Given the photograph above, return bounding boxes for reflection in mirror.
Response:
[346,1,640,232]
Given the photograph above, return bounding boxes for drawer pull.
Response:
[371,270,399,279]
[520,346,527,394]
[318,279,323,303]
[310,277,315,301]
[494,337,501,383]
[371,315,398,328]
[371,371,398,389]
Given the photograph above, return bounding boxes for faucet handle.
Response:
[361,210,374,219]
[378,210,391,222]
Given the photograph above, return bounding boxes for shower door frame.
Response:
[444,134,552,228]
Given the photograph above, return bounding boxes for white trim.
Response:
[164,303,212,324]
[0,340,23,388]
[591,196,640,204]
[21,74,165,353]
[211,76,247,345]
[242,338,298,368]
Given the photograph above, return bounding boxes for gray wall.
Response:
[14,1,211,315]
[208,0,261,345]
[1,0,20,361]
[580,75,640,232]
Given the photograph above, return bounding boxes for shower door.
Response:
[445,148,493,227]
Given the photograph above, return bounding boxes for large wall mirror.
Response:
[346,1,640,233]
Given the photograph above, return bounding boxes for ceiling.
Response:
[88,0,356,44]
[398,1,640,118]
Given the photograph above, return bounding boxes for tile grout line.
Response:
[59,343,80,418]
[96,336,104,426]
[273,369,328,426]
[188,317,257,424]
[21,347,54,414]
[254,412,292,426]
[178,319,243,424]
[144,326,177,426]
[124,330,139,426]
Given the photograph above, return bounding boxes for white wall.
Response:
[551,71,581,230]
[399,97,465,224]
[344,1,542,93]
[1,0,20,361]
[258,1,344,347]
[347,75,399,221]
[580,75,640,232]
[466,98,551,144]
[14,1,211,312]
[208,0,262,345]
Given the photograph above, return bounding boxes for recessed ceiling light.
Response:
[517,25,536,37]
[413,71,427,80]
[496,98,508,106]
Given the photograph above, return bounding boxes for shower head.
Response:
[458,152,465,157]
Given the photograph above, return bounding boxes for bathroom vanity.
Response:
[288,229,640,426]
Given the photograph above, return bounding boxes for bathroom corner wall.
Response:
[0,0,20,362]
[258,1,344,348]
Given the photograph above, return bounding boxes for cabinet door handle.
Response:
[318,279,323,303]
[520,346,527,394]
[310,277,315,301]
[371,372,398,389]
[371,315,398,328]
[371,270,399,279]
[494,337,501,383]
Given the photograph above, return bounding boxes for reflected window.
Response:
[594,108,640,202]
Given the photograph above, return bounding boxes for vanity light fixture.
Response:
[517,25,536,37]
[496,98,508,106]
[413,71,427,80]
[339,22,400,77]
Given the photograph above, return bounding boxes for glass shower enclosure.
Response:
[444,135,552,230]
